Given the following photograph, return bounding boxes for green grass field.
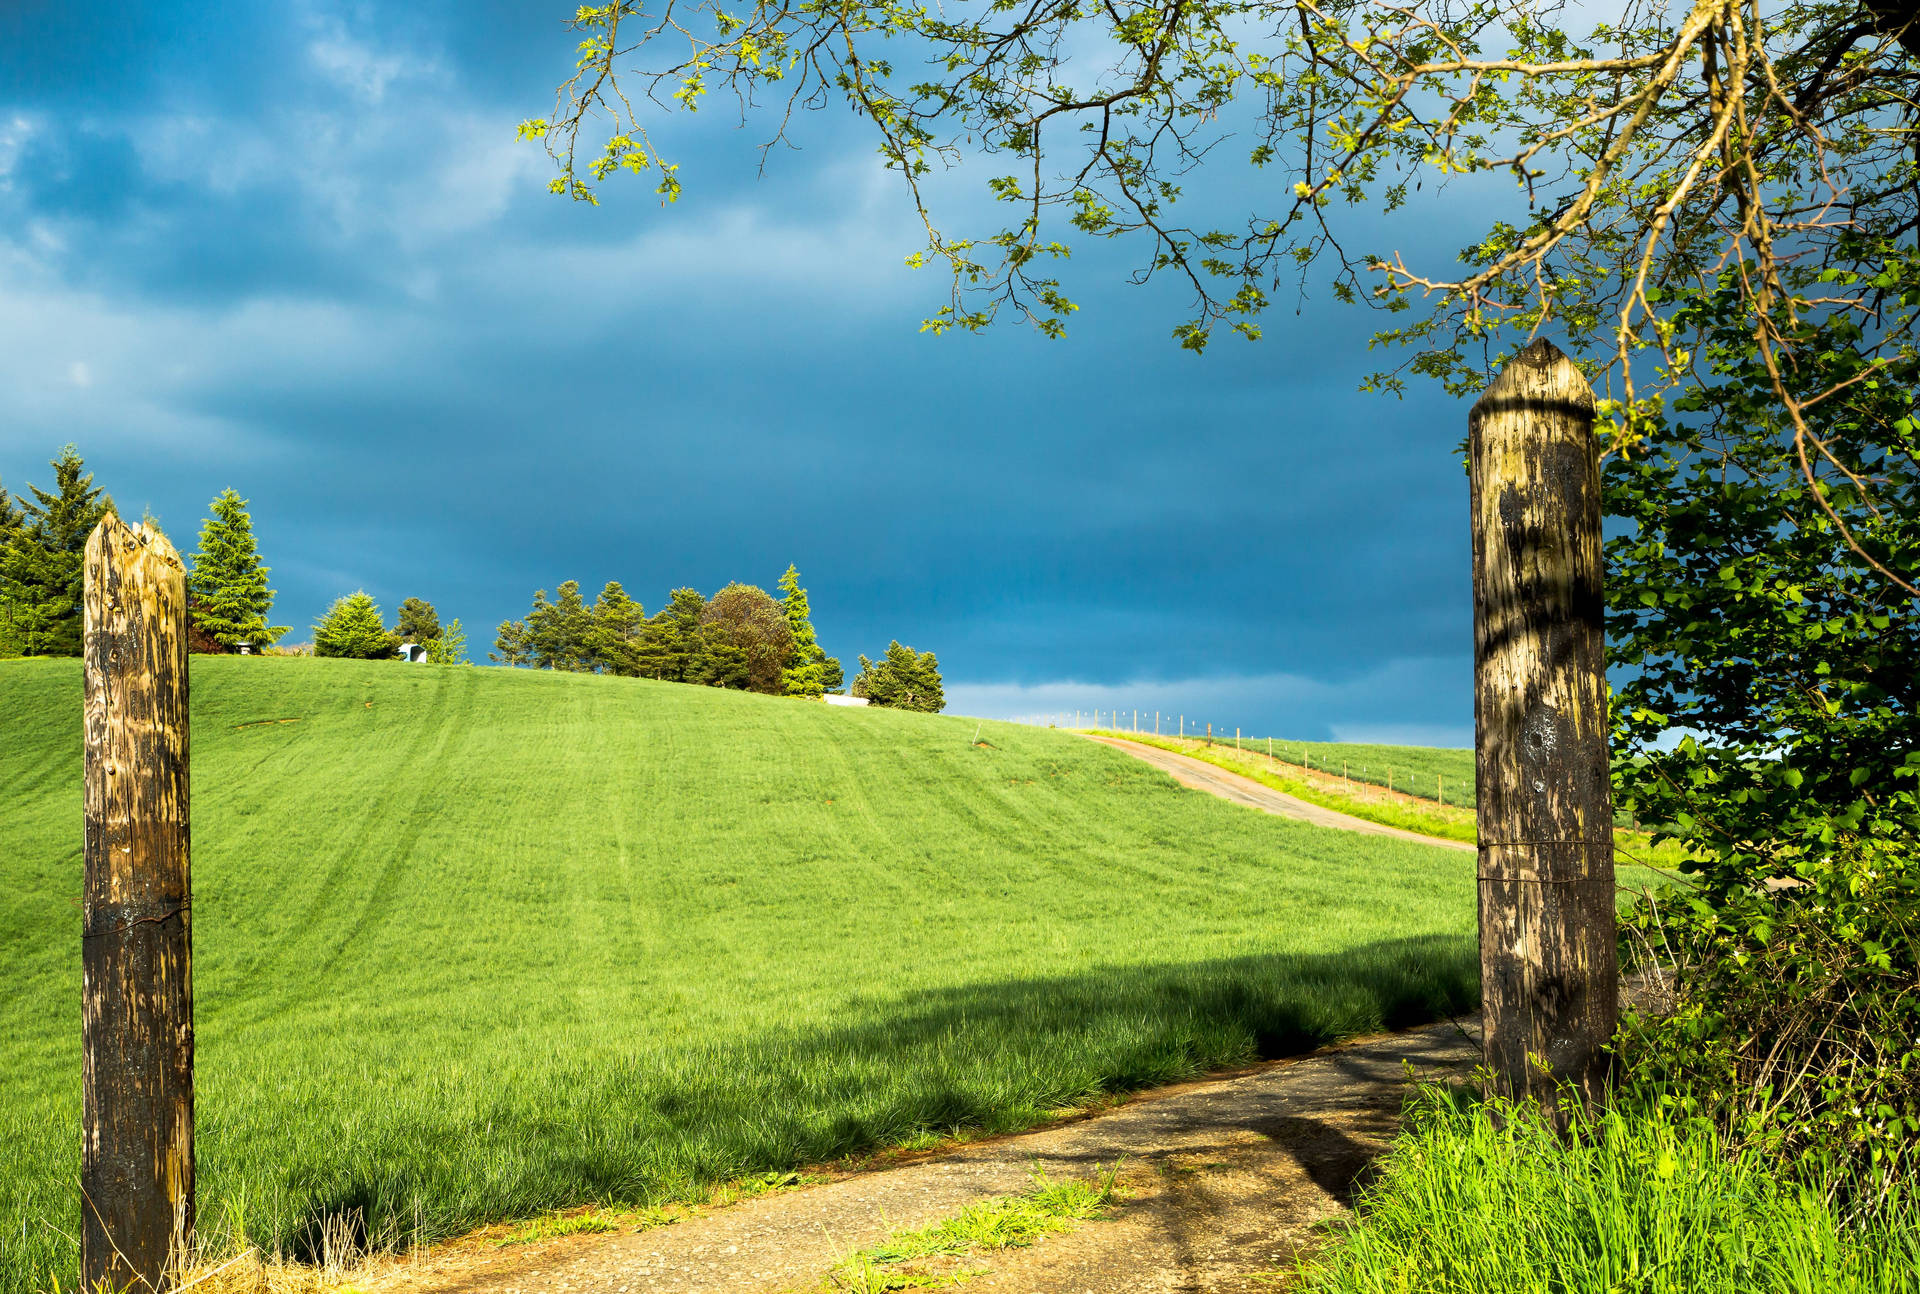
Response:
[0,658,1478,1293]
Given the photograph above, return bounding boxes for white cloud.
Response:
[945,656,1469,745]
[305,21,426,106]
[67,360,92,388]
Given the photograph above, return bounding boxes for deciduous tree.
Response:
[701,582,795,694]
[187,489,287,649]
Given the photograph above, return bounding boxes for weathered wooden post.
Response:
[1470,338,1616,1119]
[82,514,194,1292]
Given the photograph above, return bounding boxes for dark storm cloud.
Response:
[0,2,1490,742]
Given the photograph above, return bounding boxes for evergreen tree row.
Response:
[488,566,941,710]
[490,566,845,697]
[312,592,469,663]
[1,450,295,659]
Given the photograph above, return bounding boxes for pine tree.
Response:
[0,479,23,658]
[0,446,115,656]
[584,581,645,673]
[777,564,839,698]
[187,488,286,648]
[491,617,531,665]
[853,642,945,712]
[395,598,441,646]
[524,581,592,670]
[425,618,469,665]
[314,592,397,659]
[632,588,707,680]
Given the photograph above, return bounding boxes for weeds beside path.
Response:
[361,1020,1479,1294]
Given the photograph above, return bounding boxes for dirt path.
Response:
[1086,736,1474,853]
[363,1019,1478,1294]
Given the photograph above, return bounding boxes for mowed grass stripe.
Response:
[0,658,1476,1294]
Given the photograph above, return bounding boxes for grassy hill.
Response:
[0,658,1477,1292]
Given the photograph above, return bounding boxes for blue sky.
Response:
[0,1,1491,744]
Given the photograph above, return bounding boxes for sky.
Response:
[0,1,1497,745]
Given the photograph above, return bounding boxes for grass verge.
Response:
[1302,1089,1920,1294]
[829,1167,1122,1291]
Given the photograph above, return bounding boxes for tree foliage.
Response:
[852,642,945,712]
[0,446,115,657]
[1608,260,1920,1202]
[425,618,471,665]
[0,478,23,658]
[777,564,843,696]
[530,2,1918,484]
[315,592,398,660]
[396,597,442,647]
[701,582,796,694]
[188,489,287,648]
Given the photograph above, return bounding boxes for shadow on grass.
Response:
[281,935,1477,1260]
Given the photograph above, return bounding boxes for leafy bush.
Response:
[1621,843,1920,1211]
[1607,259,1920,1201]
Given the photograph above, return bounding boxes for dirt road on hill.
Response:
[1085,735,1475,853]
[362,1020,1479,1294]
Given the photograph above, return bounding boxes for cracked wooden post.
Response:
[1470,338,1616,1121]
[83,514,194,1293]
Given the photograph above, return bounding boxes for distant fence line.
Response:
[1008,709,1476,809]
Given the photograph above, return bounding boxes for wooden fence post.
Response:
[1470,338,1616,1119]
[82,515,194,1292]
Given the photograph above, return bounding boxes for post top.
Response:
[1471,336,1595,417]
[87,512,183,570]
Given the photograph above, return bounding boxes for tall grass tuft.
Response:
[1304,1088,1920,1294]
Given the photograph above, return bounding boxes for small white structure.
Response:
[824,693,869,707]
[398,642,428,663]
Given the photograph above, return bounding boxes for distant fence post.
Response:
[82,514,194,1293]
[1470,338,1616,1121]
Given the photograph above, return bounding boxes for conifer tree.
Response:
[0,446,114,656]
[584,581,645,673]
[187,489,286,648]
[0,479,23,658]
[524,581,593,670]
[777,564,843,697]
[491,617,531,665]
[425,618,469,665]
[395,598,441,647]
[314,592,397,659]
[777,565,825,697]
[632,588,707,680]
[852,642,945,712]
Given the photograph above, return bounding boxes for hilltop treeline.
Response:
[490,568,943,712]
